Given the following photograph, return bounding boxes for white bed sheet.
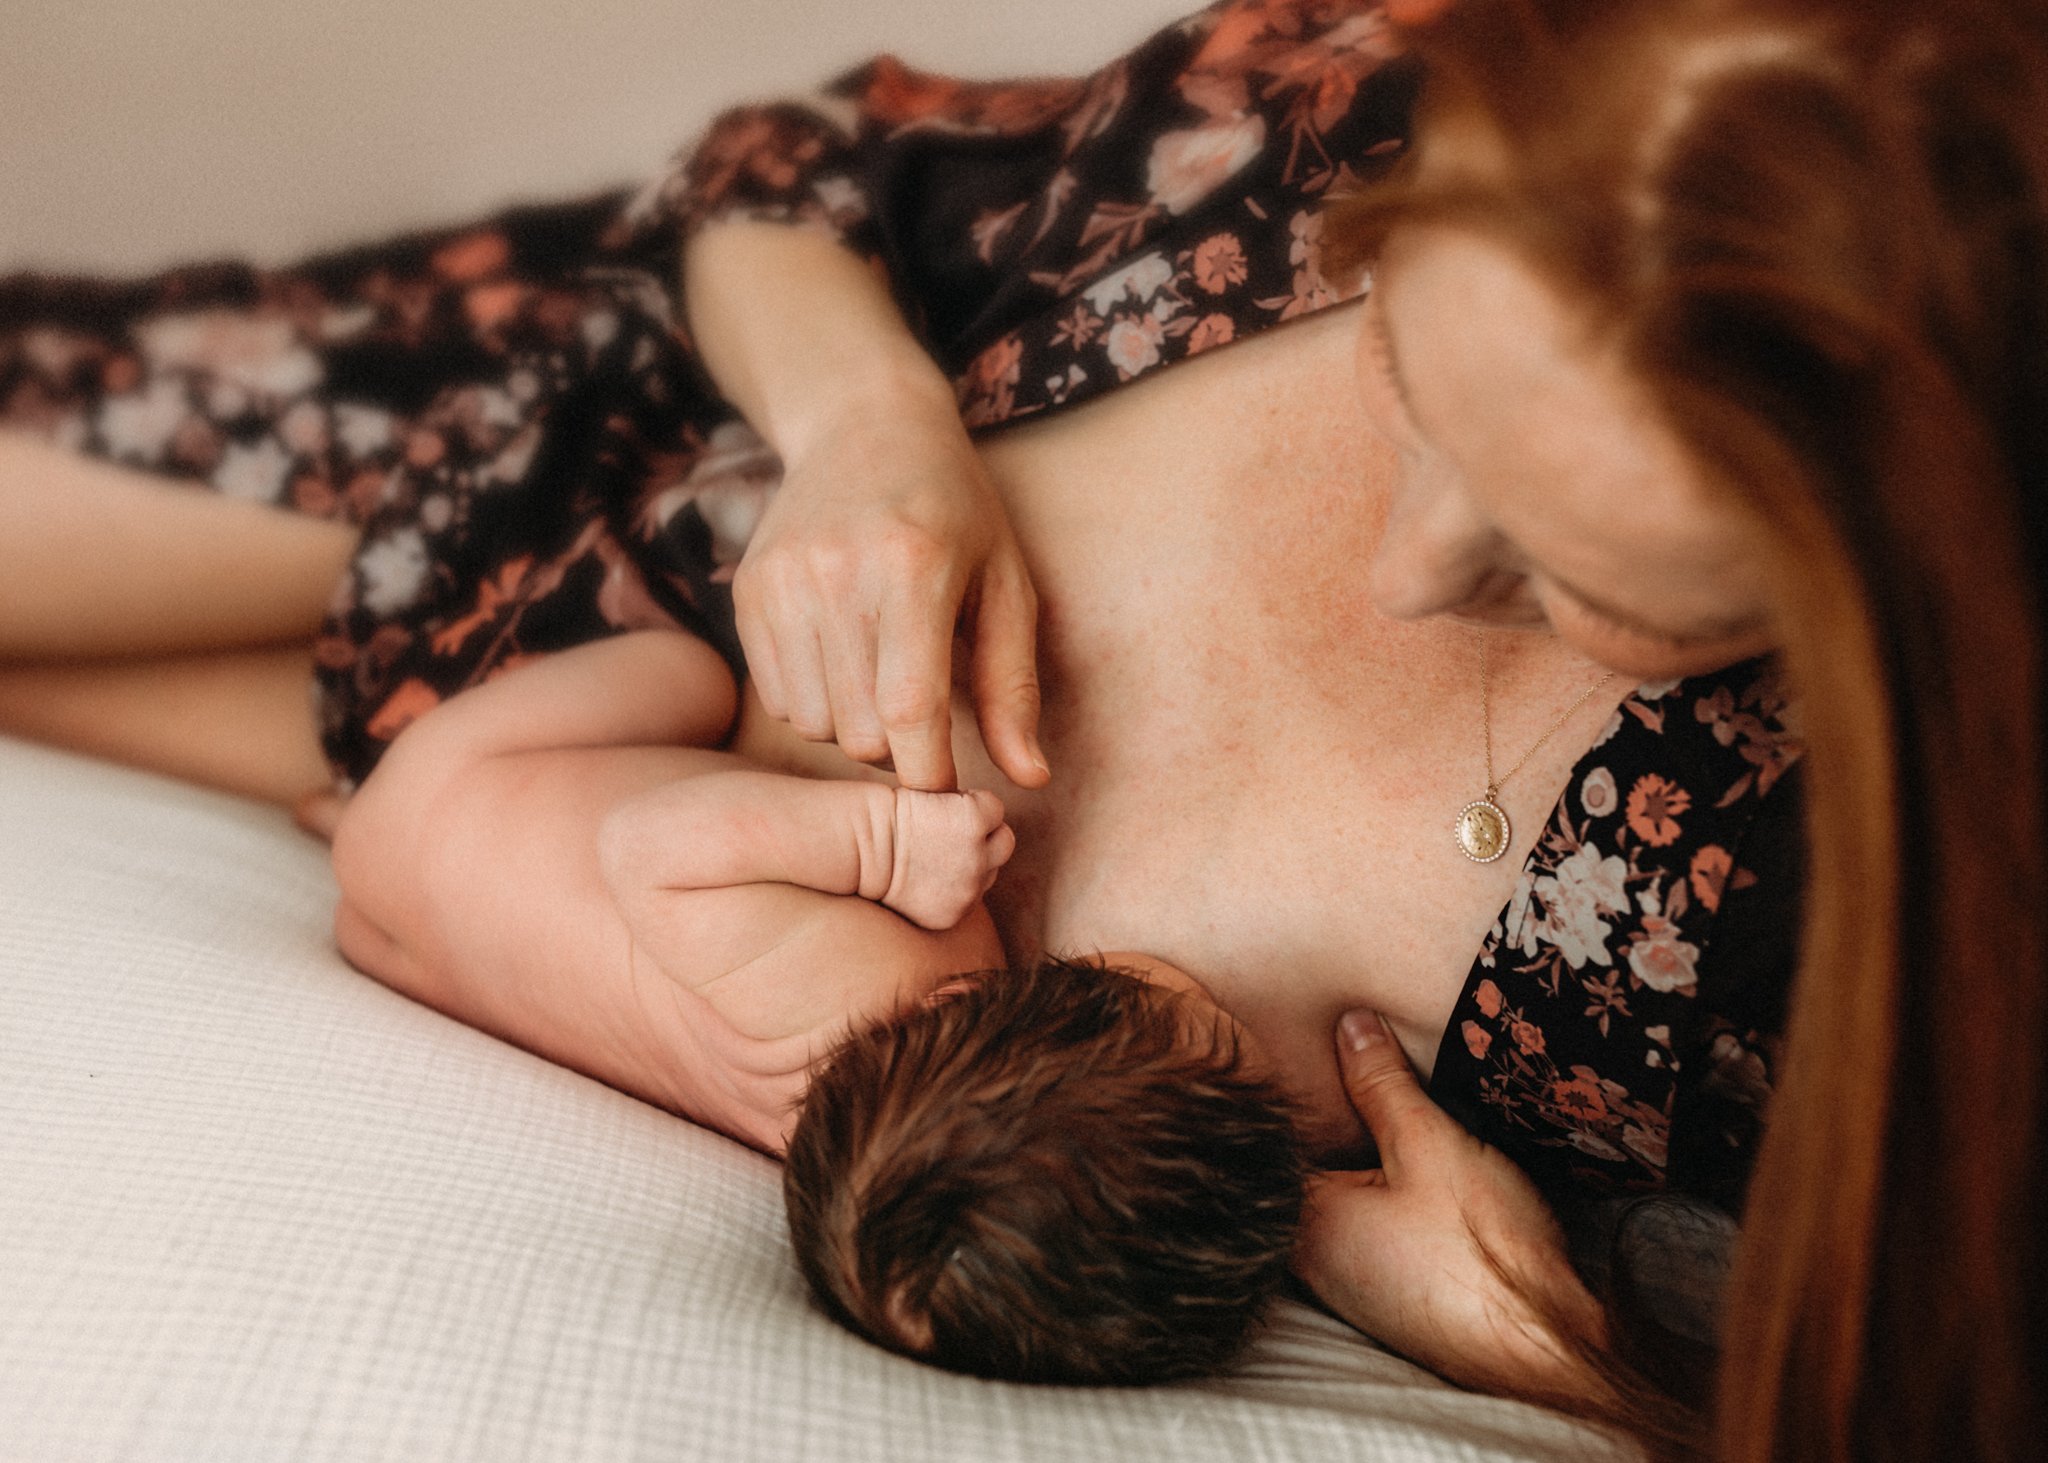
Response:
[0,734,1631,1463]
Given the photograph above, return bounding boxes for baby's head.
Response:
[783,954,1304,1385]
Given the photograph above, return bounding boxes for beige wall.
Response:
[0,0,1192,273]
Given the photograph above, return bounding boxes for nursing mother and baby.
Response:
[4,0,2042,1458]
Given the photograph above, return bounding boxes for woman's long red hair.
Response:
[1327,2,2048,1458]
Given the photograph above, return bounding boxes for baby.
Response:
[330,628,1304,1386]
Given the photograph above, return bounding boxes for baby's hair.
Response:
[783,954,1304,1385]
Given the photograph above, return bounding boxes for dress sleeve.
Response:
[619,1,1419,417]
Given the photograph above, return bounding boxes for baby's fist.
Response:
[881,788,1015,930]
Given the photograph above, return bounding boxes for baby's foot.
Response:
[881,788,1016,931]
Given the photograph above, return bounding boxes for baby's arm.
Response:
[598,774,1014,1045]
[331,630,1008,1150]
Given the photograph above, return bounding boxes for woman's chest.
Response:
[967,312,1618,1153]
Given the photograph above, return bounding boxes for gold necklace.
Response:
[1454,634,1621,864]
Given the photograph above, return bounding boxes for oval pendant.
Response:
[1455,797,1512,864]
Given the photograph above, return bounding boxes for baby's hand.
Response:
[881,788,1016,930]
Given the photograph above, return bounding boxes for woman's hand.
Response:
[684,221,1049,793]
[731,388,1047,793]
[1293,1008,1611,1406]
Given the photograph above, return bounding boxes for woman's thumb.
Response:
[1335,1009,1435,1171]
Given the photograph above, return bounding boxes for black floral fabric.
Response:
[1429,665,1802,1214]
[0,0,1802,1214]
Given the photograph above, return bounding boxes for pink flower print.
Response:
[1580,766,1619,819]
[1621,1121,1669,1169]
[1550,1070,1612,1123]
[278,400,330,458]
[971,202,1029,266]
[1103,314,1166,381]
[1695,685,1743,745]
[463,282,526,335]
[365,677,443,742]
[431,231,510,282]
[1186,313,1236,353]
[959,333,1025,426]
[1462,1021,1492,1060]
[1689,844,1734,913]
[1051,301,1102,351]
[1144,115,1267,215]
[1511,1020,1547,1056]
[1191,232,1250,294]
[1474,978,1505,1019]
[1625,773,1692,847]
[1626,915,1701,995]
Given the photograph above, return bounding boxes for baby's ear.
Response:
[880,1279,937,1355]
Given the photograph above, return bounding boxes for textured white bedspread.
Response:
[0,735,1631,1463]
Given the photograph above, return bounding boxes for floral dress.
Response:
[0,0,1801,1217]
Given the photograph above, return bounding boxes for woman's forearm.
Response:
[682,220,959,462]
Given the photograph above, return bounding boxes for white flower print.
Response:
[644,421,782,565]
[319,305,377,342]
[1592,705,1624,750]
[356,527,432,616]
[1081,252,1176,315]
[334,403,396,459]
[1581,766,1619,819]
[1552,841,1631,915]
[138,311,321,399]
[484,424,542,486]
[812,175,869,222]
[1498,876,1539,959]
[1103,315,1166,380]
[581,310,619,356]
[1145,114,1266,215]
[471,386,523,432]
[96,379,188,461]
[1627,915,1702,995]
[1530,843,1630,969]
[212,436,293,502]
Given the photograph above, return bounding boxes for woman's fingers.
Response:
[820,610,890,764]
[971,551,1050,790]
[1333,1008,1442,1179]
[731,563,790,721]
[875,580,960,792]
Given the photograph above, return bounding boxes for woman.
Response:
[0,0,1877,1446]
[1298,1,2046,1459]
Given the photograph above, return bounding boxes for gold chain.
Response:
[1480,633,1621,797]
